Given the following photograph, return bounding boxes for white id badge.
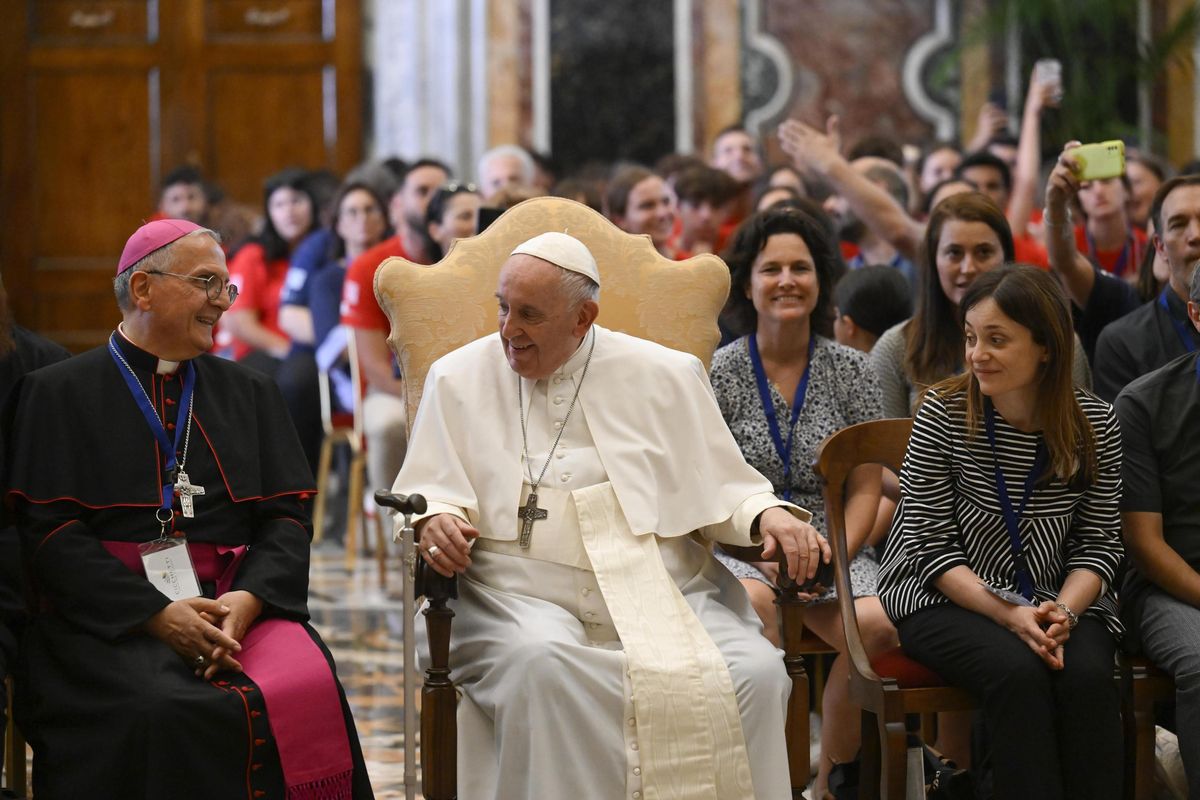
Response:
[980,581,1035,607]
[139,536,202,601]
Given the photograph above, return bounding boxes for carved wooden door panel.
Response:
[0,0,362,351]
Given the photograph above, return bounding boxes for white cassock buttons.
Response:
[553,396,564,405]
[560,473,572,482]
[553,420,563,429]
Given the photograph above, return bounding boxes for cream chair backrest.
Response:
[373,196,732,428]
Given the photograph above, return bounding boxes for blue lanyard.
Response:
[984,401,1048,601]
[1159,289,1198,354]
[107,336,196,526]
[1085,231,1134,278]
[747,335,815,502]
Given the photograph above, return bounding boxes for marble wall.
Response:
[753,0,950,148]
[367,0,974,177]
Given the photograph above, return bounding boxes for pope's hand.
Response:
[757,506,831,582]
[417,513,479,578]
[143,597,242,677]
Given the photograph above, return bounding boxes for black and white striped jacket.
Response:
[878,388,1124,636]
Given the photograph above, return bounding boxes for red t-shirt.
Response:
[340,236,413,332]
[1073,225,1148,279]
[217,242,289,361]
[1013,234,1049,270]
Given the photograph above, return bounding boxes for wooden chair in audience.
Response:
[1125,655,1176,800]
[373,195,813,800]
[311,328,387,588]
[4,676,25,798]
[815,418,977,800]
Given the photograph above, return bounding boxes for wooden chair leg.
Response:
[373,509,388,590]
[421,570,458,800]
[312,435,337,544]
[784,652,810,795]
[1131,669,1158,800]
[919,713,936,749]
[344,451,364,573]
[858,709,881,800]
[879,716,907,800]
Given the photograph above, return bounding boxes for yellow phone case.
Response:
[1074,140,1126,181]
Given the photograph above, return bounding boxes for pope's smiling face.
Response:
[496,254,597,380]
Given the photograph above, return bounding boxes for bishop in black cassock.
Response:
[2,220,372,799]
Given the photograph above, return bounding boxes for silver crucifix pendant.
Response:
[174,469,206,518]
[517,491,547,548]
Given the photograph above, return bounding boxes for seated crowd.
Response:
[3,61,1200,800]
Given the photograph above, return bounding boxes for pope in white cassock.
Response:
[394,231,830,800]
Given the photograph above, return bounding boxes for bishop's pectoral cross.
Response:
[517,491,547,548]
[174,470,205,518]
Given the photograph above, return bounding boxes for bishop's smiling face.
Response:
[147,235,232,358]
[496,254,595,380]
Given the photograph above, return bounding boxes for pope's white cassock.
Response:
[395,322,811,800]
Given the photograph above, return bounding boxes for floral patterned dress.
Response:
[710,335,884,601]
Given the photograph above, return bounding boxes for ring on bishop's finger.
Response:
[427,545,441,558]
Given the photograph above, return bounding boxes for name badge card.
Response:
[139,536,202,601]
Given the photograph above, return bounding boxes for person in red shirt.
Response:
[219,168,318,369]
[603,165,679,258]
[711,125,766,247]
[1074,174,1148,280]
[156,165,211,226]
[669,165,739,257]
[341,158,450,494]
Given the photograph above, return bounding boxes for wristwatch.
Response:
[1054,601,1080,629]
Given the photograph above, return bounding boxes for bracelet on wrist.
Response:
[1054,601,1079,629]
[1042,206,1072,230]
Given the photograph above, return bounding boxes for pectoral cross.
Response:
[517,491,547,548]
[174,470,205,518]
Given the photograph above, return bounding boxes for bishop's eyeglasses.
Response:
[143,270,239,304]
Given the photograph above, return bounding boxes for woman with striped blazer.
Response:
[878,265,1124,799]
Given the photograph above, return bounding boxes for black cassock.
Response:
[0,324,70,778]
[2,332,373,800]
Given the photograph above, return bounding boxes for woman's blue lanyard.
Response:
[107,335,196,534]
[1086,231,1133,278]
[1159,288,1198,354]
[747,335,816,502]
[984,401,1048,601]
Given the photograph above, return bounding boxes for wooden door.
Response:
[0,0,362,351]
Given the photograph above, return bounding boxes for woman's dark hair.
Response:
[604,165,655,219]
[1134,236,1164,303]
[328,180,390,261]
[931,265,1097,487]
[259,167,319,262]
[904,191,1014,390]
[422,182,481,261]
[721,206,842,339]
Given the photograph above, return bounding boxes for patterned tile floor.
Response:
[309,533,419,800]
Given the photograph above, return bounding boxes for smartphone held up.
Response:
[1073,140,1126,181]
